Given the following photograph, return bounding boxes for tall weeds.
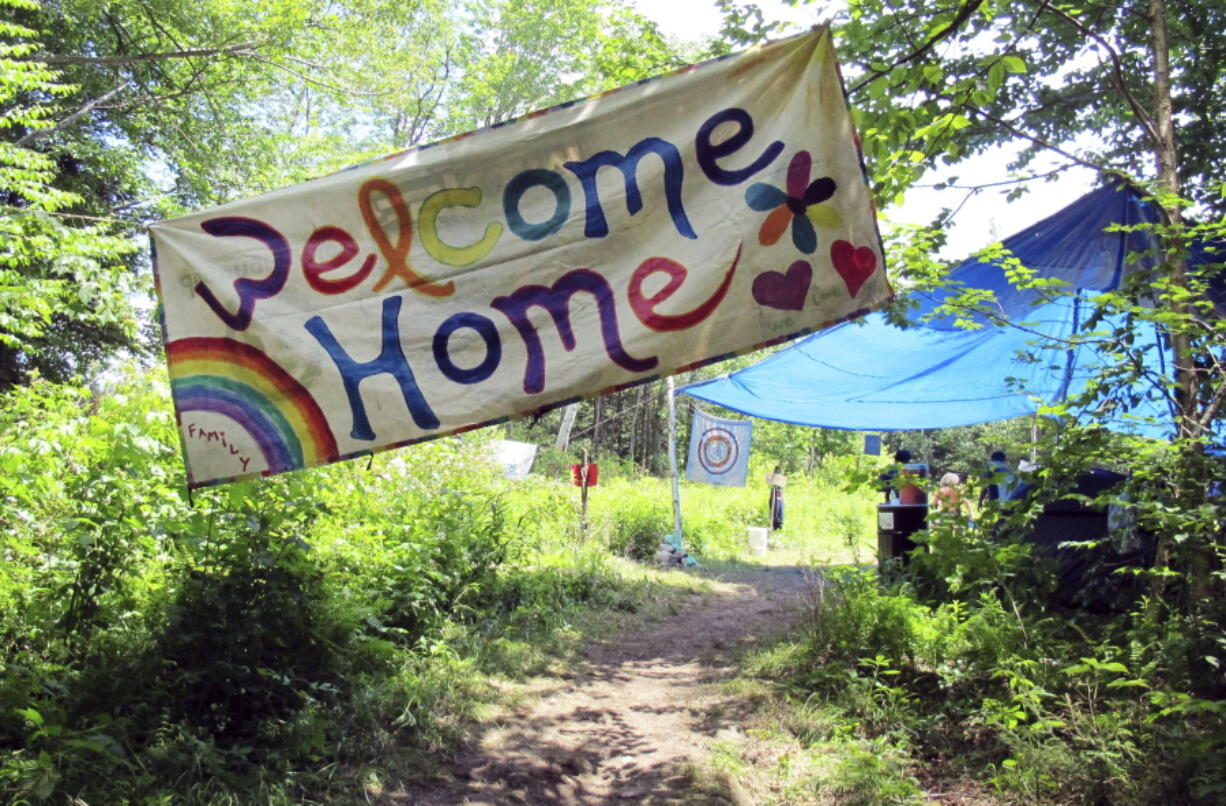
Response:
[738,505,1226,805]
[0,368,695,804]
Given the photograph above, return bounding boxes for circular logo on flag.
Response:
[697,427,739,475]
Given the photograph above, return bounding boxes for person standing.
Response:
[979,450,1016,504]
[934,472,968,517]
[879,448,912,503]
[767,465,785,530]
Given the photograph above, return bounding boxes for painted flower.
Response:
[745,151,842,254]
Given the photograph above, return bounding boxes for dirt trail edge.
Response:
[393,564,812,805]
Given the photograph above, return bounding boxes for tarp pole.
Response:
[666,376,684,547]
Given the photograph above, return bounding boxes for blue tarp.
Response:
[681,185,1221,437]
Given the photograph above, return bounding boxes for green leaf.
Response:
[15,706,43,727]
[1001,55,1026,73]
[987,59,1005,92]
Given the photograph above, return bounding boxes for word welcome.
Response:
[193,108,781,332]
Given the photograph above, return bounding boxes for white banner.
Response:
[151,27,889,487]
[686,410,752,487]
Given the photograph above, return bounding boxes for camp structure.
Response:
[680,183,1223,439]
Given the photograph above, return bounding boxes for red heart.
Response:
[752,260,812,311]
[831,240,878,298]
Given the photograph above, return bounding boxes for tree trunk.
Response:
[648,381,663,473]
[1148,0,1195,437]
[594,396,603,454]
[555,403,579,450]
[1146,0,1209,609]
[614,391,625,457]
[632,389,643,469]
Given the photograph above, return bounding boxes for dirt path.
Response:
[395,563,813,805]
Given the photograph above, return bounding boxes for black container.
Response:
[877,504,927,566]
[1010,468,1154,610]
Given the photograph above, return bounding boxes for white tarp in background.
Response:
[489,439,538,479]
[686,410,752,487]
[151,27,889,488]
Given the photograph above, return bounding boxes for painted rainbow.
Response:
[167,337,339,483]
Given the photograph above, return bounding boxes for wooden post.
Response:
[580,447,590,536]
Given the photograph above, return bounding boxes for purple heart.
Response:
[752,260,812,311]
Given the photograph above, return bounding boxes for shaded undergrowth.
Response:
[0,370,710,805]
[702,554,1226,805]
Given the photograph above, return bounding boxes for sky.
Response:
[629,0,1097,261]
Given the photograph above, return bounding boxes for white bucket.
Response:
[747,526,769,556]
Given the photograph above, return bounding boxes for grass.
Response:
[579,469,879,565]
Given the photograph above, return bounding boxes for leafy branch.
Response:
[848,0,986,95]
[15,81,128,147]
[14,42,262,66]
[1026,0,1163,148]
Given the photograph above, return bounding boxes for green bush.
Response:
[0,368,689,804]
[591,480,672,559]
[154,532,343,746]
[807,570,929,669]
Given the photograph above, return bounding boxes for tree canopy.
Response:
[721,0,1224,214]
[0,0,678,391]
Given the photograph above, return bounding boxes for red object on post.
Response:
[571,464,600,486]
